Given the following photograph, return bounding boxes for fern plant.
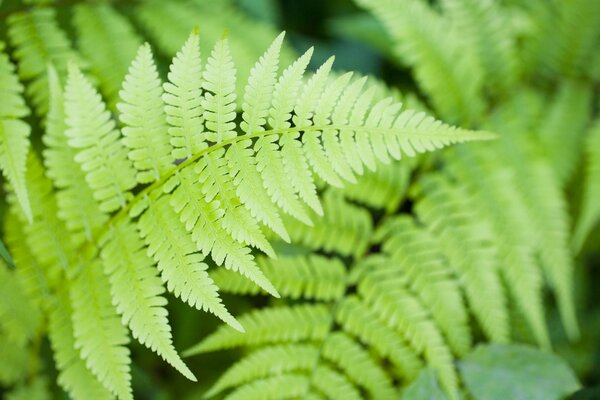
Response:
[0,0,598,399]
[0,5,491,397]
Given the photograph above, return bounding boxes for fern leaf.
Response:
[138,196,242,331]
[197,148,274,256]
[211,254,347,301]
[310,365,362,400]
[445,145,550,348]
[184,304,331,355]
[100,221,195,381]
[229,33,289,239]
[48,289,113,400]
[414,174,509,344]
[16,153,72,277]
[359,271,460,400]
[375,216,472,356]
[336,296,423,381]
[322,332,397,399]
[73,3,141,105]
[64,64,136,212]
[0,43,29,118]
[0,120,31,223]
[7,8,79,115]
[203,38,237,144]
[118,43,172,183]
[440,0,519,90]
[538,81,593,184]
[0,44,32,222]
[280,190,373,259]
[206,344,319,397]
[169,168,278,296]
[4,213,49,306]
[355,0,484,124]
[574,120,600,251]
[225,374,309,400]
[163,30,206,160]
[70,262,132,400]
[43,65,107,244]
[257,48,314,223]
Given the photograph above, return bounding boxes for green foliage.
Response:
[0,0,597,399]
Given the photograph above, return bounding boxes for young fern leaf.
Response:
[232,32,289,240]
[64,64,136,212]
[48,289,112,400]
[138,196,243,332]
[0,43,32,222]
[163,29,206,161]
[44,65,107,244]
[118,43,172,184]
[69,261,133,400]
[100,221,196,381]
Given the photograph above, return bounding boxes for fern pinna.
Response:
[1,28,491,400]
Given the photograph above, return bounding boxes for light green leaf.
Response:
[459,344,580,400]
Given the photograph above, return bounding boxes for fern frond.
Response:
[485,94,578,340]
[538,81,593,184]
[440,0,519,90]
[359,266,460,400]
[100,221,195,381]
[414,174,509,344]
[70,261,132,400]
[3,213,49,305]
[336,296,423,381]
[374,216,472,356]
[48,289,113,400]
[522,0,600,79]
[118,43,172,184]
[163,30,206,160]
[310,365,362,400]
[0,43,32,222]
[321,332,397,399]
[64,63,136,212]
[43,65,107,244]
[168,167,278,296]
[280,190,373,258]
[138,196,242,331]
[257,47,314,223]
[225,374,309,400]
[73,3,141,105]
[355,0,484,124]
[15,153,72,278]
[574,119,600,251]
[184,304,331,355]
[211,254,347,300]
[7,7,79,114]
[445,144,550,348]
[206,344,319,397]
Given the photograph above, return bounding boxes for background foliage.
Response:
[0,0,599,399]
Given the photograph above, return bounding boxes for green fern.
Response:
[0,42,32,222]
[0,25,489,399]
